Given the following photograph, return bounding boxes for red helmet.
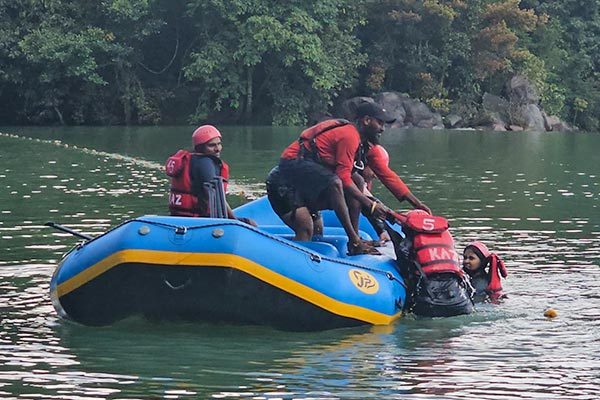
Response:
[465,241,490,260]
[192,125,221,147]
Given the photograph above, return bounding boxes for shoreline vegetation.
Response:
[1,1,598,132]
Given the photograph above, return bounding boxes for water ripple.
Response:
[1,129,599,398]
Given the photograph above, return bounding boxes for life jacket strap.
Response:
[297,119,350,161]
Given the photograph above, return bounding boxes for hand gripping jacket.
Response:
[402,210,464,277]
[165,150,229,217]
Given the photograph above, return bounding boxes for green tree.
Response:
[362,0,549,120]
[1,0,598,129]
[361,1,482,116]
[533,0,600,130]
[183,0,366,125]
[0,0,165,124]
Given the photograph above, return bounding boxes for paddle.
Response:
[45,222,93,241]
[204,176,228,218]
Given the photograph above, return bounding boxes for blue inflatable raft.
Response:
[50,196,407,330]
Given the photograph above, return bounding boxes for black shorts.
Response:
[266,158,338,216]
[266,166,295,216]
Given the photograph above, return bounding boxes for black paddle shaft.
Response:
[45,222,93,240]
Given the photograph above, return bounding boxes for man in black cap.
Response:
[266,101,398,255]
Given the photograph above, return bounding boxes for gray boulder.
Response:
[343,93,443,129]
[482,93,510,120]
[374,92,407,127]
[478,93,510,130]
[339,97,373,120]
[513,104,546,132]
[377,92,444,129]
[507,75,539,105]
[402,98,438,128]
[543,112,574,132]
[444,114,463,129]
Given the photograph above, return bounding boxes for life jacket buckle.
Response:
[353,160,365,171]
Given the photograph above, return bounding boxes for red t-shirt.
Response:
[281,124,360,187]
[366,144,411,200]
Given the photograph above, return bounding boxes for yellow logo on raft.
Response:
[348,269,379,294]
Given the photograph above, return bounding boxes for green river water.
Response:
[0,126,599,399]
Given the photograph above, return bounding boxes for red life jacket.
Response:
[165,150,229,217]
[297,118,368,172]
[297,119,350,161]
[485,253,507,299]
[403,210,463,277]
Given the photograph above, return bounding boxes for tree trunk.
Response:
[116,62,132,125]
[244,66,253,122]
[54,106,65,125]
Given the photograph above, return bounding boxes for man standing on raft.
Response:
[267,103,400,255]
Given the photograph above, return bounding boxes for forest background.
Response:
[1,0,598,131]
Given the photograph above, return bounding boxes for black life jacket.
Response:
[391,210,475,316]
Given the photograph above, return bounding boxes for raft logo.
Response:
[349,269,379,295]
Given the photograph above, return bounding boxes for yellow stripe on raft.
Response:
[57,249,402,325]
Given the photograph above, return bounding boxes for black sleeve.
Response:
[190,155,219,196]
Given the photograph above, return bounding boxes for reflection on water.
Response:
[0,127,599,398]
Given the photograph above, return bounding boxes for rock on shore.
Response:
[339,76,574,132]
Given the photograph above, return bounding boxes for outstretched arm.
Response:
[403,192,432,214]
[227,203,258,226]
[368,145,431,214]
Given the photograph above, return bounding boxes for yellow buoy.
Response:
[543,308,558,318]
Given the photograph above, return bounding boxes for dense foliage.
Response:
[1,0,598,130]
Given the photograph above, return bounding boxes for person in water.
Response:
[352,142,431,245]
[266,102,396,255]
[165,125,256,226]
[462,241,507,302]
